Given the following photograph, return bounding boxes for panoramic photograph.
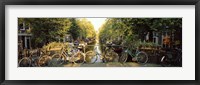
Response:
[18,18,182,67]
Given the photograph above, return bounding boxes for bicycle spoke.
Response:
[18,58,32,67]
[136,52,148,64]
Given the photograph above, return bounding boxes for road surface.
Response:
[62,62,162,67]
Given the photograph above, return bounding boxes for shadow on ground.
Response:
[62,62,162,67]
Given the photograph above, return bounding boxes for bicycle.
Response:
[120,46,149,64]
[18,48,40,67]
[37,48,53,67]
[51,45,85,66]
[160,48,182,67]
[102,44,119,62]
[38,43,72,67]
[85,46,99,64]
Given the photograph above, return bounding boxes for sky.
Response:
[86,18,107,31]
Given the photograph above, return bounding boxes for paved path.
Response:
[62,62,162,67]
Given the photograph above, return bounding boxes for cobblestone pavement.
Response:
[62,62,162,67]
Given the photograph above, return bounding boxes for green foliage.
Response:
[19,18,97,48]
[77,18,96,39]
[99,18,182,47]
[68,18,81,40]
[18,18,182,49]
[44,42,63,48]
[20,18,71,47]
[139,42,160,48]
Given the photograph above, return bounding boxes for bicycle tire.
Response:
[85,51,98,64]
[50,53,65,67]
[18,57,32,67]
[104,50,119,62]
[160,54,171,67]
[31,57,39,67]
[135,51,148,64]
[72,52,85,64]
[38,55,52,67]
[119,51,128,63]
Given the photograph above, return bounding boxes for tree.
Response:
[99,18,182,48]
[77,18,96,40]
[19,18,71,48]
[68,18,81,40]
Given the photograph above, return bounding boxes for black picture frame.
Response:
[0,0,199,85]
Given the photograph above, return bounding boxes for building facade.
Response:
[18,22,32,50]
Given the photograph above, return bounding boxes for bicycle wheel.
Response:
[119,51,128,63]
[135,51,148,64]
[72,52,85,64]
[18,57,32,67]
[175,51,182,67]
[50,53,65,67]
[104,50,119,62]
[160,54,171,67]
[31,57,39,67]
[85,51,97,64]
[38,55,52,67]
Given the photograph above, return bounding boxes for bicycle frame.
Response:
[56,47,77,61]
[60,49,69,61]
[124,48,137,58]
[19,49,40,67]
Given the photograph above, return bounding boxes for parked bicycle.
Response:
[85,46,99,64]
[160,48,182,67]
[18,48,40,67]
[38,48,53,67]
[102,43,119,62]
[51,45,85,66]
[120,45,149,64]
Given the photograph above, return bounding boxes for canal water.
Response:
[95,39,102,63]
[88,39,102,63]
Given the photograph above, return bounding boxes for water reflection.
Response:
[94,39,102,63]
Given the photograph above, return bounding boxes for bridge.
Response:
[62,62,162,67]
